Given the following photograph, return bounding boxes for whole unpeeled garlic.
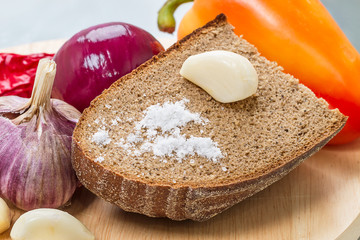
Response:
[0,198,11,234]
[0,59,81,210]
[10,208,95,240]
[180,50,258,103]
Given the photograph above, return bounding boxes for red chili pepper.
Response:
[0,53,54,98]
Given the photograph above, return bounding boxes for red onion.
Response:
[52,22,164,112]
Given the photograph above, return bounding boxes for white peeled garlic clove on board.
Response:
[10,208,95,240]
[0,198,11,234]
[180,50,258,103]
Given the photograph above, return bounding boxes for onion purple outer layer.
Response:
[52,22,164,112]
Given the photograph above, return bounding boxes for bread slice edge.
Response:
[71,14,347,221]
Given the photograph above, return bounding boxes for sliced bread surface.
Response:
[72,14,347,221]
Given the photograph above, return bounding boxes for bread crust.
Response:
[71,14,347,221]
[72,122,344,221]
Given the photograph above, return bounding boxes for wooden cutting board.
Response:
[1,40,360,240]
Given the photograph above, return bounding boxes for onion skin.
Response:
[52,22,165,112]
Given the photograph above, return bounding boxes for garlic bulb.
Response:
[0,59,81,211]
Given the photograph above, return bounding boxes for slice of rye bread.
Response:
[71,14,347,221]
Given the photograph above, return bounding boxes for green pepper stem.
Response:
[158,0,193,33]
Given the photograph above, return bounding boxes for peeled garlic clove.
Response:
[180,50,258,103]
[10,208,95,240]
[0,198,11,234]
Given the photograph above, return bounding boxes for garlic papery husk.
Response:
[0,59,81,211]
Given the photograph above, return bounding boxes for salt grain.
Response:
[135,99,204,133]
[95,156,105,163]
[146,129,158,138]
[111,119,118,126]
[115,141,130,150]
[127,133,143,143]
[147,135,222,161]
[117,99,223,162]
[91,129,111,146]
[94,117,106,124]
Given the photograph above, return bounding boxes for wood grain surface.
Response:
[1,41,360,240]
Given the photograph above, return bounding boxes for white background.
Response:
[0,0,359,51]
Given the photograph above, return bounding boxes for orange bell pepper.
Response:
[158,0,360,145]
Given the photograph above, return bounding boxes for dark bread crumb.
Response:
[71,14,347,221]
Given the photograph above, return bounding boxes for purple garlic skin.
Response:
[0,96,80,211]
